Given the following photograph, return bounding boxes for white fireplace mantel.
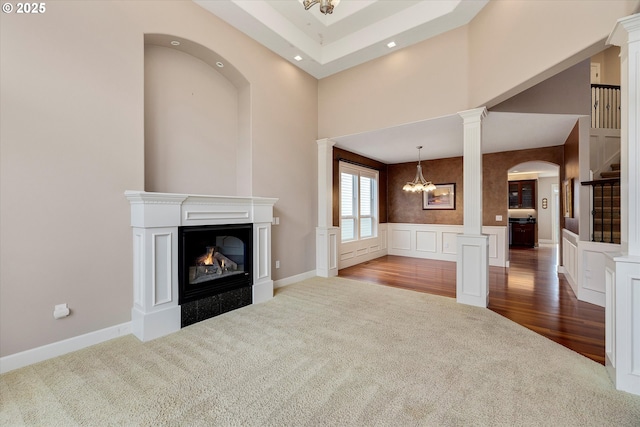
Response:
[125,191,278,341]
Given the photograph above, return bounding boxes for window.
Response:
[340,162,378,242]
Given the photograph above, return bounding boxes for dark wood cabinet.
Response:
[510,223,535,247]
[509,180,536,209]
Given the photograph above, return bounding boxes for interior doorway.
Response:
[507,161,560,249]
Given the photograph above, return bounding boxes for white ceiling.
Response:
[193,0,489,79]
[193,0,582,174]
[332,112,580,165]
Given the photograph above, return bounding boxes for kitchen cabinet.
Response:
[509,180,536,209]
[510,222,535,247]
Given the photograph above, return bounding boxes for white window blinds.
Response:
[339,162,378,242]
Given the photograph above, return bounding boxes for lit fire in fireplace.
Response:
[190,246,239,284]
[197,247,215,266]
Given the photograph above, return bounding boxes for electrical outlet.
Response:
[496,215,503,221]
[275,260,280,268]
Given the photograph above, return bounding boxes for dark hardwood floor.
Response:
[338,246,606,364]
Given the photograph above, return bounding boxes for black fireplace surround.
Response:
[178,223,253,326]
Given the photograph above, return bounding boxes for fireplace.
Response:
[179,223,253,326]
[125,191,277,341]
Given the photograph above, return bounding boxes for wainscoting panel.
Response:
[340,251,354,261]
[329,232,338,271]
[576,240,618,307]
[583,249,606,293]
[487,233,498,259]
[133,232,144,308]
[386,224,507,267]
[605,260,616,365]
[558,229,615,308]
[442,232,458,255]
[391,229,411,251]
[339,224,388,269]
[255,224,270,280]
[461,243,482,296]
[152,232,173,306]
[416,231,437,253]
[562,229,579,297]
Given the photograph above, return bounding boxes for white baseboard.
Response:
[274,270,317,289]
[0,322,132,374]
[1,271,320,373]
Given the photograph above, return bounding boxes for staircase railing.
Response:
[581,177,620,243]
[591,84,621,129]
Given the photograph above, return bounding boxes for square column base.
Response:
[605,254,640,395]
[253,280,274,304]
[316,227,339,277]
[131,306,181,342]
[456,234,489,307]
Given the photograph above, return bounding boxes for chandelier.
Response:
[403,146,436,193]
[303,0,339,15]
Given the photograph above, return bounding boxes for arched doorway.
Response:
[508,161,560,251]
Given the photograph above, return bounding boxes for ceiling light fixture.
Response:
[303,0,339,15]
[403,146,436,193]
[294,55,303,61]
[387,41,397,48]
[170,40,180,46]
[216,61,224,68]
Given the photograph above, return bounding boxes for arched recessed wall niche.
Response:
[144,34,251,196]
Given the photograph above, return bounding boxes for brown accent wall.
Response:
[483,146,564,227]
[333,148,388,227]
[563,123,580,234]
[337,145,565,229]
[388,157,464,224]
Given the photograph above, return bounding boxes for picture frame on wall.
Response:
[563,178,573,218]
[423,183,455,210]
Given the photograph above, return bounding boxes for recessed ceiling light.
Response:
[216,62,224,68]
[294,55,303,62]
[170,40,180,46]
[387,41,396,48]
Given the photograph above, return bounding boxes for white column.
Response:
[316,138,339,277]
[456,107,489,307]
[605,14,640,396]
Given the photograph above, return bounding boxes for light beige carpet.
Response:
[2,277,639,426]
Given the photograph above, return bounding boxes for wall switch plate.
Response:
[496,215,503,221]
